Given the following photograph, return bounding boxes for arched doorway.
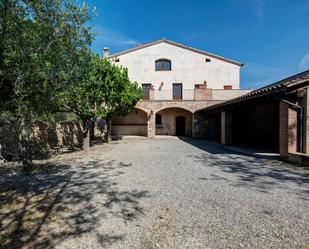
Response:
[176,116,186,136]
[155,107,192,136]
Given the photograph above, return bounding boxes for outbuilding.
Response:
[195,70,309,164]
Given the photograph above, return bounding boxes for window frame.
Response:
[142,83,152,100]
[173,83,183,100]
[155,59,172,71]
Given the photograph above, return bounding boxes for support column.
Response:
[221,111,232,145]
[279,101,298,159]
[147,110,155,137]
[303,88,309,154]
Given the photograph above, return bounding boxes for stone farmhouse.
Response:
[105,38,309,164]
[105,38,250,137]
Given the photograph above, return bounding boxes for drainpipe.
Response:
[280,99,304,153]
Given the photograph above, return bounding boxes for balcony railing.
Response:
[142,88,251,101]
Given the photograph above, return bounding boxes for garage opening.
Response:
[200,98,280,153]
[231,99,279,152]
[203,112,221,142]
[112,108,147,136]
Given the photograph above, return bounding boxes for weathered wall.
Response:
[136,100,222,113]
[32,122,83,150]
[111,108,148,136]
[0,122,83,158]
[156,108,192,136]
[112,125,147,136]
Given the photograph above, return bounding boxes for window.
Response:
[173,83,182,100]
[155,59,171,71]
[142,84,151,100]
[224,85,233,90]
[156,114,162,125]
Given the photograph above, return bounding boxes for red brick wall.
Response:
[288,107,298,153]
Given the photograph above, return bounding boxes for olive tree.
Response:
[0,0,94,170]
[60,54,142,147]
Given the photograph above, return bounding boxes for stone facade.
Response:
[135,100,222,137]
[156,108,192,136]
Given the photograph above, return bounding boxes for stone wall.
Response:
[0,121,83,159]
[136,100,222,114]
[156,108,192,136]
[32,122,83,150]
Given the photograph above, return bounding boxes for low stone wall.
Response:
[0,121,84,159]
[32,122,83,150]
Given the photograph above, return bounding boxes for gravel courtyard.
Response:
[1,137,308,249]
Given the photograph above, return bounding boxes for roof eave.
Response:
[107,38,243,66]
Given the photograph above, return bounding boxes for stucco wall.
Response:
[112,108,148,136]
[113,42,241,90]
[112,125,147,136]
[112,108,147,125]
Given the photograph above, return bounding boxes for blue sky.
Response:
[86,0,309,89]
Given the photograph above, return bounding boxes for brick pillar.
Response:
[279,101,298,159]
[279,102,288,159]
[221,111,232,145]
[147,110,155,137]
[303,88,309,154]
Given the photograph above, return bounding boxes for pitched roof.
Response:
[197,69,309,112]
[107,38,243,66]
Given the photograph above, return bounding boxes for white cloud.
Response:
[299,52,309,72]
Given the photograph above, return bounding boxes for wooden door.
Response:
[176,116,186,136]
[173,83,182,100]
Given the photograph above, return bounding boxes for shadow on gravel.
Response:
[181,137,309,196]
[0,159,148,249]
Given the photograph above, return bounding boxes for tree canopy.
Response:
[0,0,94,119]
[59,52,142,145]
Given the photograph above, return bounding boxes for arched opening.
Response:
[155,107,192,136]
[112,108,148,136]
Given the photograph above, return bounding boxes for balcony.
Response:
[142,86,251,101]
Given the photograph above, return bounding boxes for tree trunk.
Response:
[82,119,91,149]
[19,119,33,172]
[90,119,95,141]
[104,119,112,143]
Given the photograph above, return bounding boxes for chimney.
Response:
[103,47,109,58]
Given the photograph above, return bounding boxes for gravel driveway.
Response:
[1,137,308,249]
